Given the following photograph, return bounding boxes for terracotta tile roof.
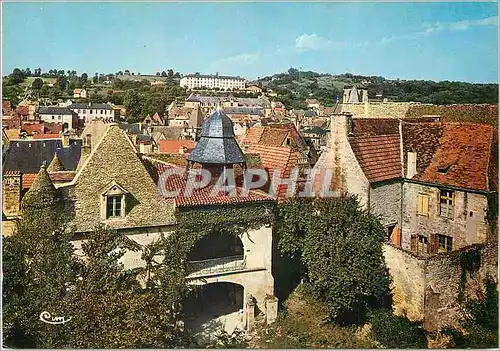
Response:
[21,123,44,135]
[351,117,442,136]
[243,127,265,144]
[402,122,497,192]
[33,134,61,139]
[21,174,37,189]
[16,106,29,116]
[2,116,21,129]
[43,122,64,134]
[349,134,402,183]
[21,172,77,189]
[73,88,82,94]
[259,128,289,147]
[159,140,196,153]
[141,156,274,207]
[244,144,300,202]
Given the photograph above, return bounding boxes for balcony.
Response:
[186,255,246,278]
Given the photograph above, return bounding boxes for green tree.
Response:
[276,196,391,324]
[80,72,88,82]
[9,68,25,84]
[31,78,43,90]
[161,71,167,77]
[167,69,174,77]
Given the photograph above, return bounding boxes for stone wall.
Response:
[402,182,489,251]
[423,243,498,331]
[383,244,426,321]
[342,102,414,118]
[383,243,498,332]
[370,180,401,226]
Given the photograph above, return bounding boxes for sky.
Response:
[2,1,498,83]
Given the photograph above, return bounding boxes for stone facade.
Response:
[370,180,401,226]
[401,182,489,252]
[384,242,498,332]
[342,101,414,118]
[313,114,370,206]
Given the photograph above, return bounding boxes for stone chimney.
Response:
[407,151,417,178]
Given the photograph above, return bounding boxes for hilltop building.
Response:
[180,73,246,91]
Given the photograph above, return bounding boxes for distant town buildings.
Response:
[180,73,246,91]
[67,102,116,124]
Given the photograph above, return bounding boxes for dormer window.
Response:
[101,181,129,220]
[106,196,123,218]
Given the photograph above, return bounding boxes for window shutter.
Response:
[429,233,439,254]
[411,235,418,253]
[417,195,423,214]
[422,195,429,216]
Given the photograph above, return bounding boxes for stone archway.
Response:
[182,282,245,340]
[188,232,244,261]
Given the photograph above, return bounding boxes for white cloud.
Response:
[295,33,344,51]
[217,52,261,65]
[423,16,498,34]
[368,16,498,47]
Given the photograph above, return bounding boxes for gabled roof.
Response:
[402,122,498,192]
[65,124,176,232]
[348,134,402,183]
[244,144,300,202]
[243,127,265,144]
[259,128,289,147]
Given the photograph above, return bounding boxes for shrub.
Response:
[369,310,427,349]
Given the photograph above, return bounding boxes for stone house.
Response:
[73,88,87,98]
[312,112,498,331]
[19,109,278,329]
[400,122,498,255]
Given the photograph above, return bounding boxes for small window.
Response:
[440,190,454,219]
[100,110,103,114]
[90,110,93,114]
[83,109,86,113]
[106,196,123,218]
[78,109,81,113]
[438,234,453,253]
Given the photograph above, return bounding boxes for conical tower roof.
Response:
[348,86,360,103]
[47,153,65,172]
[188,107,245,165]
[21,165,61,210]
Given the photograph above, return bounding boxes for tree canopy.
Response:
[275,196,391,324]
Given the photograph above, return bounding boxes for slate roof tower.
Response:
[187,106,246,175]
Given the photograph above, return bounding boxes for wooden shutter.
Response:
[428,233,439,254]
[417,195,423,214]
[411,234,418,253]
[422,195,429,216]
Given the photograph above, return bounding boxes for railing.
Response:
[186,255,246,278]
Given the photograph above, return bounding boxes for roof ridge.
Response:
[65,124,125,186]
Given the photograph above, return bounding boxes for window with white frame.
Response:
[440,189,454,219]
[101,181,128,220]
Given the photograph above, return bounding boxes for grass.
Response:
[22,77,57,86]
[248,284,380,349]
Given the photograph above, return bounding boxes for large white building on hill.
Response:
[180,73,246,90]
